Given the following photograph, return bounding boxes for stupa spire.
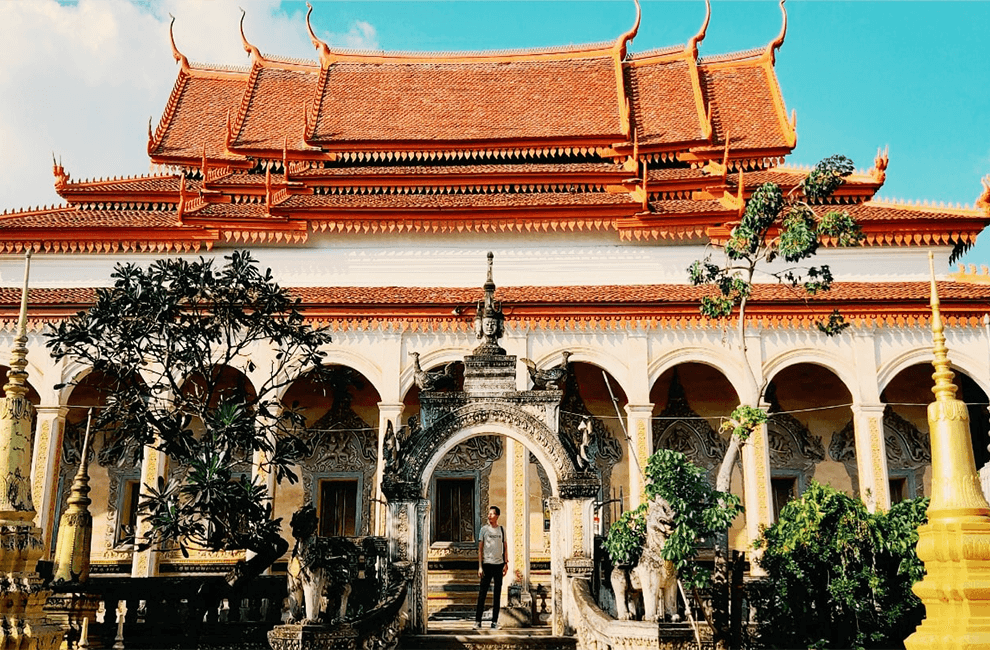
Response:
[52,409,95,584]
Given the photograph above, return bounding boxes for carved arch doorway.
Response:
[384,409,598,637]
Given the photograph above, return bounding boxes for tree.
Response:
[604,449,742,591]
[750,482,927,649]
[46,251,332,592]
[687,155,864,648]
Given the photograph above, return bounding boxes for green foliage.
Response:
[688,154,862,336]
[602,504,648,566]
[605,450,742,590]
[46,251,333,558]
[750,482,927,649]
[719,404,768,440]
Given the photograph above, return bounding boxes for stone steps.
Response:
[400,632,576,650]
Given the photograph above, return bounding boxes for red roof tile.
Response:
[627,59,706,146]
[309,58,624,145]
[0,207,179,229]
[229,65,318,152]
[700,63,789,151]
[151,71,248,162]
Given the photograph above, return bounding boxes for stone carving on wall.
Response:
[828,405,930,498]
[767,412,825,475]
[297,366,377,536]
[652,370,727,476]
[559,370,623,528]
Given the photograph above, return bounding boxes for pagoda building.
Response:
[1,0,990,626]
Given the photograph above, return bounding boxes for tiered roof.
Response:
[1,0,989,326]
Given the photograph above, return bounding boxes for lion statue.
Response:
[286,504,354,625]
[610,497,680,623]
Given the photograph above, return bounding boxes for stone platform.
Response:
[401,622,576,650]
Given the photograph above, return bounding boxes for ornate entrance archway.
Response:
[381,255,599,636]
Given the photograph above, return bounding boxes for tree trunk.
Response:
[712,433,744,650]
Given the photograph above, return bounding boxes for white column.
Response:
[376,402,404,535]
[741,420,773,574]
[625,403,654,508]
[852,404,891,512]
[506,437,530,588]
[31,405,67,556]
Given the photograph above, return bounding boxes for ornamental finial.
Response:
[52,408,95,584]
[168,14,190,71]
[766,0,787,65]
[871,146,889,184]
[239,8,264,64]
[305,2,333,68]
[615,0,641,60]
[976,174,990,212]
[473,252,505,355]
[687,0,711,59]
[4,250,32,398]
[928,252,957,404]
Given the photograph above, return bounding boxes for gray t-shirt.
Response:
[480,524,505,564]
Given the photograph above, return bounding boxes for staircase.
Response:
[401,621,576,650]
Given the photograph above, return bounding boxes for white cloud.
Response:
[0,0,376,212]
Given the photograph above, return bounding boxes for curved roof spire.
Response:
[766,0,787,64]
[239,8,264,64]
[687,0,711,59]
[615,0,641,60]
[305,2,333,68]
[168,14,190,71]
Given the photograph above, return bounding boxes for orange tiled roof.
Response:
[627,58,707,147]
[150,69,250,163]
[700,62,791,152]
[308,58,625,146]
[229,65,319,153]
[4,282,989,331]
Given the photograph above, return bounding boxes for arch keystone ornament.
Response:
[381,254,598,636]
[904,253,990,650]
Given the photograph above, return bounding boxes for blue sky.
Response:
[1,1,988,267]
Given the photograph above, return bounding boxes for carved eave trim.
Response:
[297,170,629,191]
[0,235,215,255]
[305,140,624,159]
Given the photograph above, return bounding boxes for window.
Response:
[889,477,907,505]
[435,478,475,542]
[116,479,141,546]
[318,479,358,537]
[771,477,797,521]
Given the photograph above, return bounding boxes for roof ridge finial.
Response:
[305,2,333,68]
[766,0,787,65]
[239,8,264,64]
[976,174,990,212]
[687,0,712,59]
[52,153,69,190]
[473,252,506,356]
[928,251,957,404]
[168,14,190,71]
[615,0,641,60]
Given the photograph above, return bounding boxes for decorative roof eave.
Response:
[283,200,639,221]
[705,222,985,249]
[0,230,217,255]
[149,152,252,170]
[296,170,630,191]
[304,136,626,156]
[56,176,200,205]
[681,146,793,166]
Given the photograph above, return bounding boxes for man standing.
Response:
[475,505,508,630]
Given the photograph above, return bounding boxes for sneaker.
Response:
[490,622,499,630]
[473,622,482,630]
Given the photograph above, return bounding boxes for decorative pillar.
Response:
[376,402,404,536]
[624,403,653,507]
[904,256,990,649]
[851,403,891,512]
[506,438,530,588]
[52,410,94,584]
[741,419,773,573]
[131,445,166,577]
[32,405,67,557]
[0,250,61,650]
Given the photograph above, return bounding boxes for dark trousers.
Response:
[475,563,504,624]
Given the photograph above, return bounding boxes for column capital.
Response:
[624,403,655,415]
[377,402,405,416]
[35,405,68,418]
[851,402,885,417]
